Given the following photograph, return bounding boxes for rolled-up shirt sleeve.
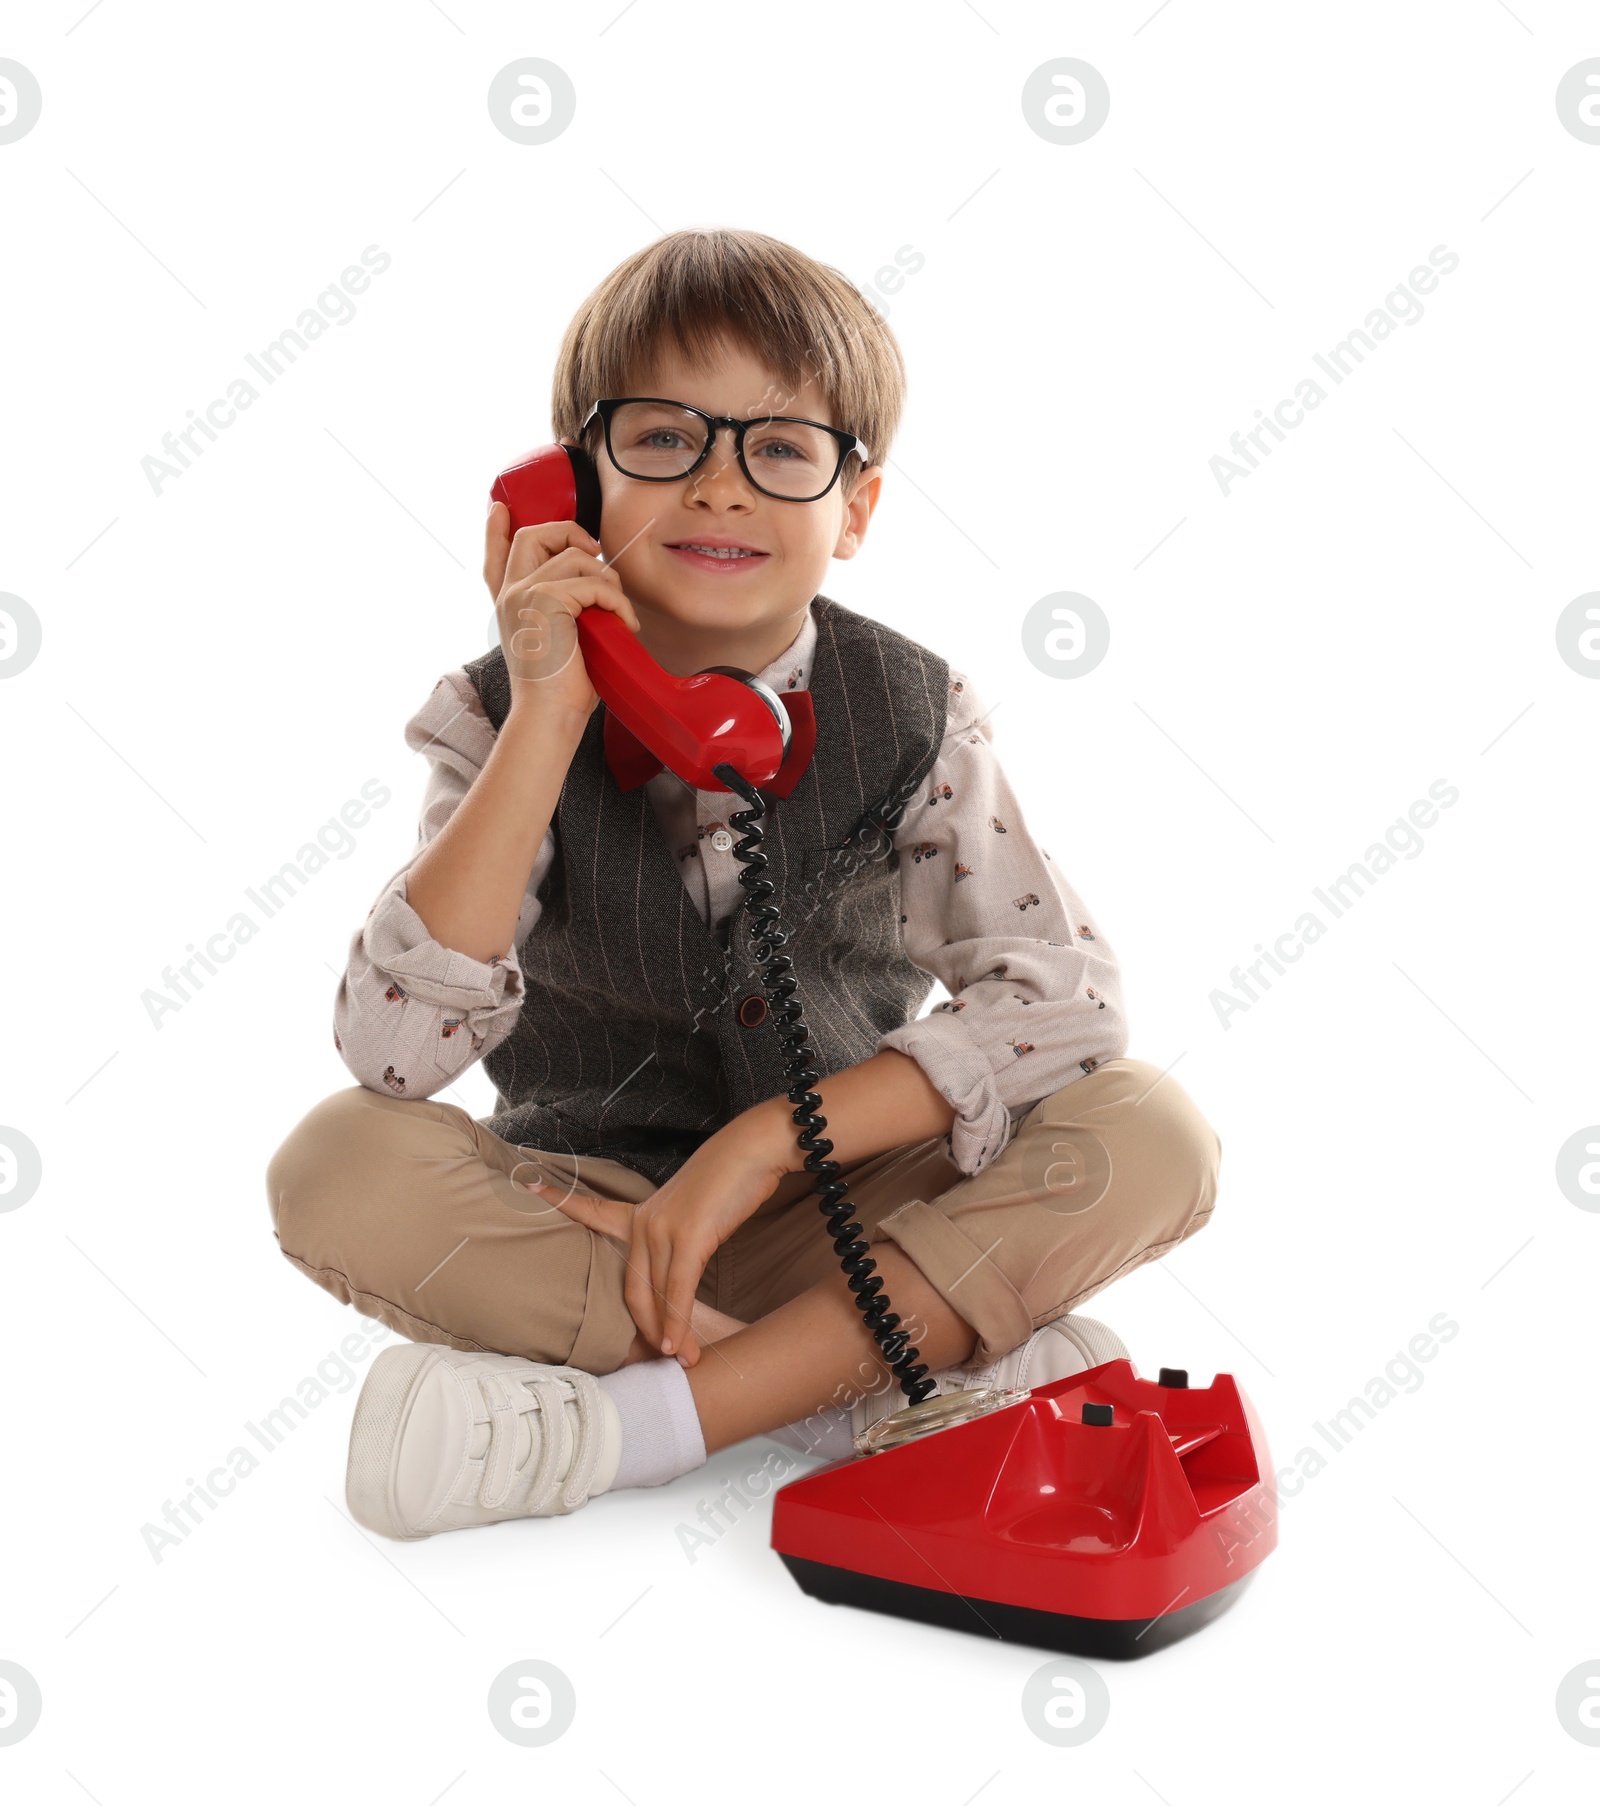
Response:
[876,669,1130,1176]
[332,671,553,1100]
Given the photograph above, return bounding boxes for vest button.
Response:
[737,992,769,1028]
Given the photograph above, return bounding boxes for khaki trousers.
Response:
[264,1058,1221,1378]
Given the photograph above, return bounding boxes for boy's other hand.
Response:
[484,499,642,725]
[517,1127,789,1368]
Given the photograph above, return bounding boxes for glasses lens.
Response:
[606,402,844,498]
[740,418,841,498]
[607,402,708,479]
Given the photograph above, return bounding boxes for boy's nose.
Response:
[684,427,756,506]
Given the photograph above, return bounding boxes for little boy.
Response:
[265,228,1221,1541]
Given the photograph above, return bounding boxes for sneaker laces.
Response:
[476,1368,605,1514]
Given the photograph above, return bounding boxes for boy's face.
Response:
[567,334,882,664]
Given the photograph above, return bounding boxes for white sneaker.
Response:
[346,1343,623,1541]
[850,1312,1129,1442]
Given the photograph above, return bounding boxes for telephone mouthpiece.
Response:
[574,608,790,791]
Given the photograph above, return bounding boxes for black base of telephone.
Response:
[778,1553,1254,1659]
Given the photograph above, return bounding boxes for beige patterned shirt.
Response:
[334,603,1129,1176]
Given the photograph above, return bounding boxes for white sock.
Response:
[596,1358,708,1490]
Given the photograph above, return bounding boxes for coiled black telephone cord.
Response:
[714,761,937,1411]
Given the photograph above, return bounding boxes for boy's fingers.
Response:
[504,519,603,594]
[533,1181,634,1244]
[657,1250,703,1361]
[627,1218,660,1350]
[522,1180,646,1291]
[674,1324,701,1367]
[483,499,511,599]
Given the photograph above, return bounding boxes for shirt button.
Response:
[709,828,734,852]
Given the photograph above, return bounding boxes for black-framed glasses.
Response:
[579,397,870,502]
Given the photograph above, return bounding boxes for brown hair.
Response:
[550,228,905,492]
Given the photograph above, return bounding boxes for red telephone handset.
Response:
[490,443,790,793]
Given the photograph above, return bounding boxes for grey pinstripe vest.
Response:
[459,593,952,1186]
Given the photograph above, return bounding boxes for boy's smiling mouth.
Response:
[664,535,771,572]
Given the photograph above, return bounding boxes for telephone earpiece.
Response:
[490,440,602,540]
[489,441,790,792]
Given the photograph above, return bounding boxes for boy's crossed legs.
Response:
[265,1058,1219,1533]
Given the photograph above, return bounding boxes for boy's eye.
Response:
[746,429,820,466]
[637,427,691,451]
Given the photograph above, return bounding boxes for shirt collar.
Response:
[754,601,816,694]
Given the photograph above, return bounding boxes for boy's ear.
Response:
[832,464,884,561]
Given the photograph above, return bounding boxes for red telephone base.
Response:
[778,1552,1256,1659]
[769,1359,1277,1660]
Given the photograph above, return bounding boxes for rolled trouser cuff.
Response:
[868,1198,1036,1368]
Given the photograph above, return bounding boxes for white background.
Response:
[2,1,1596,1799]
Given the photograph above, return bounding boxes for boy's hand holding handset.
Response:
[485,499,641,722]
[485,497,789,1369]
